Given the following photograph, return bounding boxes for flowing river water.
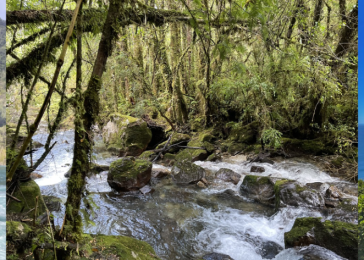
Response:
[26,130,357,260]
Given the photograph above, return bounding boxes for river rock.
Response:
[250,166,265,173]
[284,217,358,260]
[140,185,154,195]
[156,133,191,153]
[239,175,275,206]
[107,157,152,191]
[197,181,207,188]
[171,160,206,184]
[43,196,62,212]
[259,241,283,259]
[274,180,325,209]
[250,153,274,165]
[102,113,152,156]
[207,153,221,162]
[202,253,234,260]
[215,168,242,184]
[7,180,47,218]
[152,168,170,178]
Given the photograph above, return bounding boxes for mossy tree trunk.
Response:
[64,0,125,240]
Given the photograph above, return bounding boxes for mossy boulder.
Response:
[171,160,206,184]
[161,153,176,166]
[139,150,156,161]
[207,153,221,162]
[284,217,358,260]
[107,157,152,191]
[102,113,152,156]
[239,175,275,206]
[215,168,242,185]
[175,132,215,162]
[7,180,46,218]
[274,180,325,210]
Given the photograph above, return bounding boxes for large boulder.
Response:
[284,217,358,260]
[175,132,215,162]
[107,157,152,191]
[239,175,275,206]
[215,168,242,184]
[274,180,325,210]
[171,160,206,184]
[7,180,46,218]
[102,114,152,156]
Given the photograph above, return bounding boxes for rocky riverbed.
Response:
[21,130,358,260]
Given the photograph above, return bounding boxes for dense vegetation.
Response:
[5,0,358,258]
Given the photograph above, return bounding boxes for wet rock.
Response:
[260,241,283,259]
[250,153,274,165]
[64,169,71,178]
[201,177,209,185]
[171,160,206,185]
[176,148,208,162]
[215,168,242,185]
[240,175,275,206]
[207,153,221,162]
[30,172,43,179]
[139,150,156,161]
[152,168,170,178]
[284,217,357,260]
[90,163,110,174]
[250,166,265,173]
[43,196,62,212]
[161,153,176,166]
[32,141,44,148]
[102,113,152,156]
[326,186,342,199]
[107,157,152,192]
[140,185,154,195]
[227,143,246,155]
[202,252,234,260]
[274,180,325,209]
[197,181,207,188]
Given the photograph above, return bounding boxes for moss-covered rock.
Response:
[175,132,215,162]
[206,153,221,162]
[102,113,152,156]
[7,180,46,218]
[284,217,358,260]
[139,150,156,161]
[274,180,325,210]
[171,160,206,184]
[107,157,152,191]
[215,168,242,185]
[239,175,275,206]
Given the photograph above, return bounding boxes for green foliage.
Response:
[261,128,282,149]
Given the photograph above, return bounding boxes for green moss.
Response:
[156,133,191,150]
[163,153,176,160]
[281,138,335,155]
[7,180,46,217]
[139,150,156,161]
[274,179,290,210]
[285,217,357,260]
[109,157,152,179]
[80,234,160,260]
[175,148,207,162]
[227,121,259,144]
[6,221,33,240]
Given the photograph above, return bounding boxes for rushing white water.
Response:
[29,131,356,260]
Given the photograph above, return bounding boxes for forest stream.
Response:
[25,129,357,260]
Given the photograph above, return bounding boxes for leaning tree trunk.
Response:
[63,0,125,240]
